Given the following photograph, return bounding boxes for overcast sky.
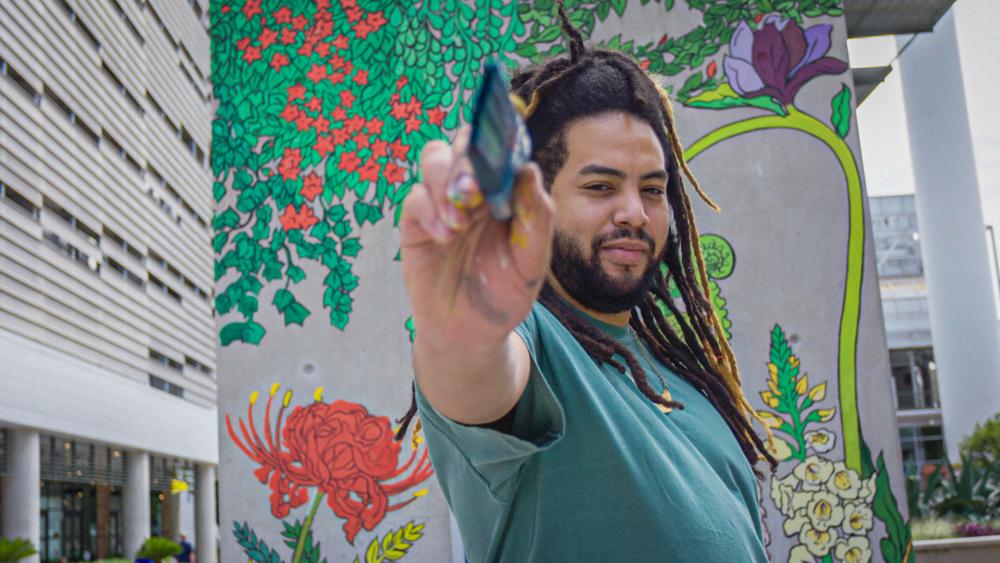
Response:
[849,0,1000,230]
[847,0,1000,314]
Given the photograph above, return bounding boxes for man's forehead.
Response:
[562,112,664,163]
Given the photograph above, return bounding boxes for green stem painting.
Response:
[685,105,864,472]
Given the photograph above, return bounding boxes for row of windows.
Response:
[1,58,209,183]
[150,346,212,377]
[149,348,183,372]
[3,57,211,232]
[2,182,212,303]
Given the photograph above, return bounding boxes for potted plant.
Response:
[135,537,181,563]
[0,538,37,563]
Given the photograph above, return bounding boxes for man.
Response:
[176,533,194,563]
[397,8,775,562]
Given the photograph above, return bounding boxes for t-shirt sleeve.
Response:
[414,307,565,503]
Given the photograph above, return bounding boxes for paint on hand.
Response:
[448,172,483,211]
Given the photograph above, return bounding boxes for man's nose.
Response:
[613,189,649,229]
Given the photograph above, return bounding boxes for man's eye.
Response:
[584,183,613,192]
[642,186,666,196]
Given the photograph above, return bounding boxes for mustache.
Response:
[593,228,656,252]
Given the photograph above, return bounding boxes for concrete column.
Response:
[898,9,1000,460]
[123,450,150,559]
[167,492,182,540]
[195,464,217,563]
[96,484,111,559]
[1,428,40,563]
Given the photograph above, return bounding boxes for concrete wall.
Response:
[211,2,909,561]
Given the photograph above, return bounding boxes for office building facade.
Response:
[1,1,217,561]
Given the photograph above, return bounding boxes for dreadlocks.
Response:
[397,2,777,474]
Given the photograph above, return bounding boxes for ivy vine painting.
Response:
[211,1,909,561]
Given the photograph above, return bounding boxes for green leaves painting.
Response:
[211,0,853,347]
[211,0,524,345]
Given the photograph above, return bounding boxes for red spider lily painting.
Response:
[227,384,434,547]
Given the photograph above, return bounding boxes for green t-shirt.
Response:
[415,301,767,562]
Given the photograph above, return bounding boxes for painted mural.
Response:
[211,1,909,561]
[226,383,434,561]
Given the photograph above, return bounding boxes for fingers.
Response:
[399,181,450,245]
[417,127,486,235]
[508,162,554,286]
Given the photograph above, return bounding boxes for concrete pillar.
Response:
[0,428,40,563]
[195,464,217,563]
[123,450,150,559]
[96,484,111,559]
[167,492,181,540]
[898,9,1000,461]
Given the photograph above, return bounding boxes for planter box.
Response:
[914,535,1000,563]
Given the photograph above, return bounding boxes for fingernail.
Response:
[448,173,481,210]
[431,220,451,243]
[442,205,466,230]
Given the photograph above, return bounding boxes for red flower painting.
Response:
[227,385,434,544]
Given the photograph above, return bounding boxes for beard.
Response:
[550,227,664,314]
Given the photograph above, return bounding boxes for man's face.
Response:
[547,111,670,313]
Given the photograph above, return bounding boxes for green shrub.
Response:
[136,537,182,562]
[962,412,1000,460]
[0,538,37,563]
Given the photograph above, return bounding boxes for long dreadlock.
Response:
[397,2,777,474]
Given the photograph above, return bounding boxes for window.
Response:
[43,197,99,245]
[104,256,144,287]
[184,355,213,376]
[2,59,42,105]
[124,153,143,175]
[1,182,40,219]
[899,425,946,476]
[148,250,166,269]
[101,60,144,115]
[146,3,177,49]
[102,132,125,158]
[57,0,100,51]
[75,119,100,145]
[148,274,182,303]
[44,86,75,123]
[101,61,125,95]
[43,230,100,274]
[111,0,144,44]
[43,87,99,145]
[180,127,199,158]
[148,374,184,398]
[102,227,144,263]
[75,222,100,247]
[148,349,182,372]
[179,62,205,100]
[891,347,939,410]
[146,92,179,135]
[146,92,165,120]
